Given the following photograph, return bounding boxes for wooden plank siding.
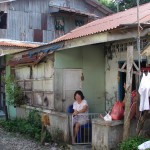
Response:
[0,0,106,43]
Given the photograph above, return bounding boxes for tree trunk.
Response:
[123,46,133,140]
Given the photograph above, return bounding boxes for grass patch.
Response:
[118,136,150,150]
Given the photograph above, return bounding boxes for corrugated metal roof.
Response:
[8,55,37,67]
[0,39,45,48]
[8,53,47,66]
[50,2,150,44]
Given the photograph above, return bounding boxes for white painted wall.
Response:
[105,50,146,111]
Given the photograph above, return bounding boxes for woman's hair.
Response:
[74,90,85,100]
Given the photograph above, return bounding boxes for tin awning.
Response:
[49,5,99,18]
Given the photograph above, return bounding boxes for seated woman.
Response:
[73,90,88,143]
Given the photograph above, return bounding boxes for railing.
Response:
[71,113,100,145]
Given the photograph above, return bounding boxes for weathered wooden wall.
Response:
[0,0,105,43]
[15,55,55,110]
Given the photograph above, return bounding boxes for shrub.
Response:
[118,137,150,150]
[0,110,51,142]
[4,76,25,106]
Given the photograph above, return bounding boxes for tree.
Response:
[97,0,150,12]
[98,0,117,12]
[119,0,150,11]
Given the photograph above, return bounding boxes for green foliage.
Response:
[4,76,24,106]
[0,110,51,142]
[0,110,68,148]
[119,0,150,11]
[98,0,150,12]
[118,137,150,150]
[27,110,41,128]
[98,0,117,12]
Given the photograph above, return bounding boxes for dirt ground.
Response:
[0,127,63,150]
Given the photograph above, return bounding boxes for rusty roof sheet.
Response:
[8,53,47,67]
[50,2,150,44]
[8,55,37,67]
[57,6,99,18]
[0,39,45,48]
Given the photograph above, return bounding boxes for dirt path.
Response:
[0,128,62,150]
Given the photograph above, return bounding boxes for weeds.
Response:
[0,110,51,142]
[118,136,150,150]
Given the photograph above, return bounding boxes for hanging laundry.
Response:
[138,73,150,111]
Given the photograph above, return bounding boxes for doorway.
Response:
[118,60,146,101]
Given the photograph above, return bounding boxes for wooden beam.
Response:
[118,68,139,75]
[133,61,140,72]
[123,46,133,140]
[121,62,127,70]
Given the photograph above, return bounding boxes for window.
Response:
[75,19,84,27]
[0,11,7,29]
[55,17,65,37]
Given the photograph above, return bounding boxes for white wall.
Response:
[105,50,146,111]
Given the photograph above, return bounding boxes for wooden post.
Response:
[123,46,133,140]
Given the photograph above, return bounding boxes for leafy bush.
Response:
[4,76,24,106]
[118,137,150,150]
[0,110,51,142]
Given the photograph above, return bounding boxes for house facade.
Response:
[0,0,112,116]
[0,0,112,43]
[6,2,150,148]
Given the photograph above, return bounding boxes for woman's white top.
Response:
[138,73,150,111]
[73,100,88,113]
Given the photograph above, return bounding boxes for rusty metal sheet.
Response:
[41,13,47,30]
[34,29,43,42]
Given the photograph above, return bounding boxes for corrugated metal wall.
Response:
[15,56,55,110]
[0,0,105,43]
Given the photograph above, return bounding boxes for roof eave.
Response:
[59,28,150,50]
